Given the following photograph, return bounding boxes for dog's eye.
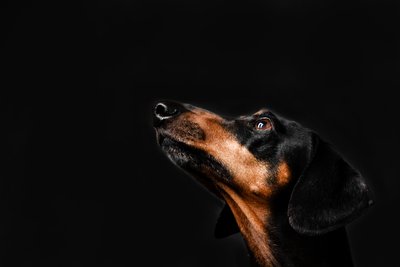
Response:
[255,118,272,131]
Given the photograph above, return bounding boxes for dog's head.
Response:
[153,101,373,237]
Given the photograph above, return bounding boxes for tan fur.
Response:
[277,161,291,186]
[218,184,279,267]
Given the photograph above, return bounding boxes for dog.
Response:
[153,101,373,267]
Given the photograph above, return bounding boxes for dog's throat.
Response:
[218,185,279,267]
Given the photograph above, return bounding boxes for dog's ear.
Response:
[214,204,240,238]
[288,133,374,235]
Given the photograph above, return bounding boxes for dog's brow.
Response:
[254,109,269,116]
[238,115,249,120]
[257,112,272,118]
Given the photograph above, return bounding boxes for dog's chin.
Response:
[160,137,194,167]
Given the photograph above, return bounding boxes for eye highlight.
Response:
[255,118,273,131]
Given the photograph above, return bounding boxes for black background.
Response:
[3,0,400,266]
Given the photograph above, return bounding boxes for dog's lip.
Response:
[154,129,165,146]
[155,131,165,146]
[155,129,178,147]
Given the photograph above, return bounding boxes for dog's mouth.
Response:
[156,131,232,187]
[159,135,193,166]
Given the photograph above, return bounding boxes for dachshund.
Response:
[153,101,373,267]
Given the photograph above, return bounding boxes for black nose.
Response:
[153,101,183,126]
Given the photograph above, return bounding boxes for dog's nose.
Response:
[153,101,183,126]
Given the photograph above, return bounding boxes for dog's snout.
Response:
[153,101,184,126]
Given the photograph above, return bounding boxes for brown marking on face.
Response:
[178,108,272,197]
[276,161,291,186]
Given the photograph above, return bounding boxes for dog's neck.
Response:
[218,185,354,267]
[218,185,279,267]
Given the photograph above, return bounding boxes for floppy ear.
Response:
[214,204,240,238]
[288,133,374,235]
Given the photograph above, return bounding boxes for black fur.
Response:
[154,101,374,266]
[288,133,374,235]
[214,204,240,239]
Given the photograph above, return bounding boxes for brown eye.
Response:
[255,118,272,131]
